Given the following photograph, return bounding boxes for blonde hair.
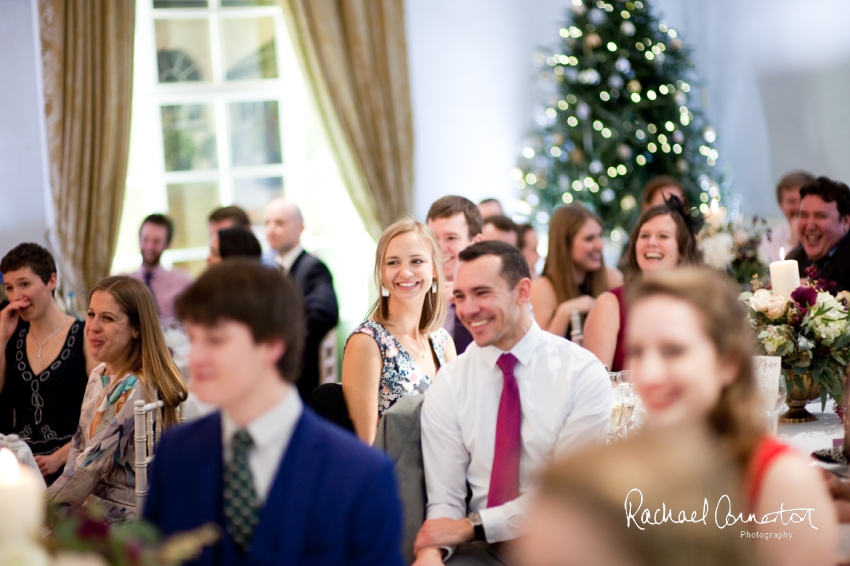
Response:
[542,204,609,303]
[369,217,446,333]
[628,268,764,470]
[90,276,187,426]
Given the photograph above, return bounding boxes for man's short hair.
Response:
[482,214,518,235]
[427,196,483,239]
[800,176,850,218]
[516,223,535,250]
[0,243,57,284]
[218,227,262,260]
[641,175,687,209]
[775,171,815,203]
[175,260,305,382]
[208,205,251,228]
[458,240,531,288]
[140,213,175,245]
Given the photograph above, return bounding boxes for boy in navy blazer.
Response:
[143,260,404,566]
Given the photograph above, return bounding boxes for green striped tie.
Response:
[224,429,259,552]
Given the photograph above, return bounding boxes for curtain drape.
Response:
[39,0,135,301]
[280,0,414,240]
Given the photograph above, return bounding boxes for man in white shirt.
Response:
[413,241,611,565]
[760,171,815,263]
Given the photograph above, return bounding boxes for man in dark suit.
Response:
[787,176,850,292]
[144,261,404,566]
[263,198,339,401]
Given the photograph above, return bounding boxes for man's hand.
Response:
[414,518,474,555]
[412,547,446,566]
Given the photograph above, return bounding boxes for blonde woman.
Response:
[531,204,622,337]
[48,276,187,520]
[342,217,456,444]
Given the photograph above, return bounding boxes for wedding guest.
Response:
[427,196,483,354]
[263,197,339,401]
[0,243,97,485]
[627,268,837,566]
[128,213,192,324]
[414,241,610,565]
[760,171,815,263]
[516,223,540,276]
[641,175,687,210]
[520,425,756,566]
[583,196,702,371]
[530,204,622,338]
[787,176,850,292]
[342,217,454,445]
[481,215,519,247]
[207,227,262,266]
[48,276,187,520]
[478,198,504,219]
[207,205,251,239]
[144,261,404,566]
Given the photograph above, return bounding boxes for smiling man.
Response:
[787,176,850,292]
[413,241,611,566]
[144,261,404,566]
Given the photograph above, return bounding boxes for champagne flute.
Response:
[608,385,624,444]
[620,384,636,438]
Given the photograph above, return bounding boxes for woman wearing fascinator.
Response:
[583,195,703,371]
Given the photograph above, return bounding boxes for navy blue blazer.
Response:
[143,407,405,566]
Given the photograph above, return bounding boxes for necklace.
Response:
[30,316,66,358]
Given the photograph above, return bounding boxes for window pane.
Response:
[154,0,208,7]
[156,19,212,83]
[167,182,221,249]
[233,177,283,224]
[222,17,278,80]
[161,104,218,171]
[221,0,275,6]
[229,101,281,166]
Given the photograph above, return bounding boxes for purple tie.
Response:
[488,353,521,508]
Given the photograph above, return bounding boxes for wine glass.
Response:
[620,384,636,439]
[608,385,624,444]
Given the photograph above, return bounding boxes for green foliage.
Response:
[517,0,725,232]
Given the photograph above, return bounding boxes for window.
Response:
[114,0,374,339]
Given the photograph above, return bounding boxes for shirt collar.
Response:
[275,245,304,273]
[478,319,541,372]
[221,385,303,454]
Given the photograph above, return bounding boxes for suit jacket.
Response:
[144,408,405,566]
[374,395,426,565]
[787,232,850,293]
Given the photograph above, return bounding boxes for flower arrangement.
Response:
[740,267,850,407]
[699,210,770,286]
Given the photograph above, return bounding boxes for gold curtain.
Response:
[281,0,414,239]
[39,0,135,300]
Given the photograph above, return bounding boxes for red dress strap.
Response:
[610,286,627,372]
[746,436,792,510]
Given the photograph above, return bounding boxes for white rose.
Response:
[749,289,772,313]
[699,232,735,270]
[0,542,50,566]
[733,229,749,247]
[52,552,110,566]
[765,295,788,320]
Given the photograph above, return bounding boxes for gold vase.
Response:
[781,371,821,423]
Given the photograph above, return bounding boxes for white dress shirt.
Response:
[221,387,303,503]
[421,320,611,545]
[274,245,304,274]
[760,221,792,263]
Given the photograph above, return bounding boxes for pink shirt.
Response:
[128,264,192,323]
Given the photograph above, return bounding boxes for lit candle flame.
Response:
[780,247,785,261]
[0,448,20,483]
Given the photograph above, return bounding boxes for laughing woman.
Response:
[48,276,186,520]
[583,197,701,371]
[342,218,456,445]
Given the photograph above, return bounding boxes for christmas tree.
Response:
[515,0,725,237]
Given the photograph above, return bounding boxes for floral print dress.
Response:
[47,364,149,521]
[348,321,450,415]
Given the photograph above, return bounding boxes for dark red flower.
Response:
[792,286,818,309]
[78,516,109,539]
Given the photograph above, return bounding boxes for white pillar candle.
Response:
[769,247,801,300]
[0,448,45,544]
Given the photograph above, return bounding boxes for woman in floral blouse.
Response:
[342,217,456,444]
[48,276,187,520]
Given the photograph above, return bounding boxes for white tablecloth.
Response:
[777,399,844,455]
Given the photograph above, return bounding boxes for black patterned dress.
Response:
[0,319,88,484]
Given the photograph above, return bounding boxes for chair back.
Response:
[318,328,338,385]
[134,399,164,512]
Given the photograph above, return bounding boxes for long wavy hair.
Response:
[89,276,187,426]
[542,204,609,304]
[628,268,764,470]
[369,217,446,333]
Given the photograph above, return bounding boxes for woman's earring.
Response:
[431,279,437,294]
[381,286,390,297]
